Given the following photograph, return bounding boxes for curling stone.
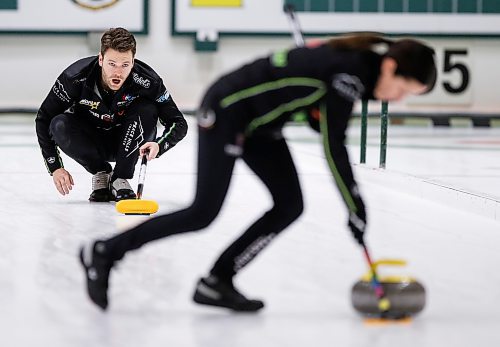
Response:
[351,259,426,318]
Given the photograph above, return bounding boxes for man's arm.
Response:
[153,85,188,157]
[35,73,75,174]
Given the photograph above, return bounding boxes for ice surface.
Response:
[1,115,499,347]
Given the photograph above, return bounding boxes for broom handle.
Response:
[362,242,391,312]
[284,4,305,47]
[137,152,148,200]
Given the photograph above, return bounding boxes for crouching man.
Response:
[35,27,187,201]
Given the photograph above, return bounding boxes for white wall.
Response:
[1,1,500,114]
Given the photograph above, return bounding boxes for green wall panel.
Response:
[384,0,404,13]
[0,0,17,10]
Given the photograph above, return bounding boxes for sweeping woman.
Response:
[80,33,436,311]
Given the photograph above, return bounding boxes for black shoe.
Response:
[79,241,113,310]
[110,178,136,201]
[193,276,264,312]
[89,171,112,202]
[89,188,113,202]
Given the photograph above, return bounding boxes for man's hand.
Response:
[140,142,160,160]
[52,168,74,196]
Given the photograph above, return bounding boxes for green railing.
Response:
[360,100,389,169]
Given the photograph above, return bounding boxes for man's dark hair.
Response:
[100,27,136,57]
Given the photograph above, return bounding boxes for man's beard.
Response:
[102,71,123,91]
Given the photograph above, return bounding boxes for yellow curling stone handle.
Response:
[360,259,416,283]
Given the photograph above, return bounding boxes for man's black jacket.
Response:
[35,56,187,174]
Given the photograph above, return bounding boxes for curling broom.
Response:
[361,242,392,314]
[116,152,158,215]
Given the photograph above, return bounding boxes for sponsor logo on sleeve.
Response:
[47,157,56,164]
[156,90,170,103]
[132,73,151,88]
[52,79,71,103]
[332,73,365,102]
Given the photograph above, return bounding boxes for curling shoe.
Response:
[193,275,264,312]
[111,178,136,201]
[89,171,112,202]
[79,241,114,310]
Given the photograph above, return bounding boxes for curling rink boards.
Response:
[1,114,500,347]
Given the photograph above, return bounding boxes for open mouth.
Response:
[111,78,121,85]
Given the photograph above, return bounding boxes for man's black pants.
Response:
[49,101,157,179]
